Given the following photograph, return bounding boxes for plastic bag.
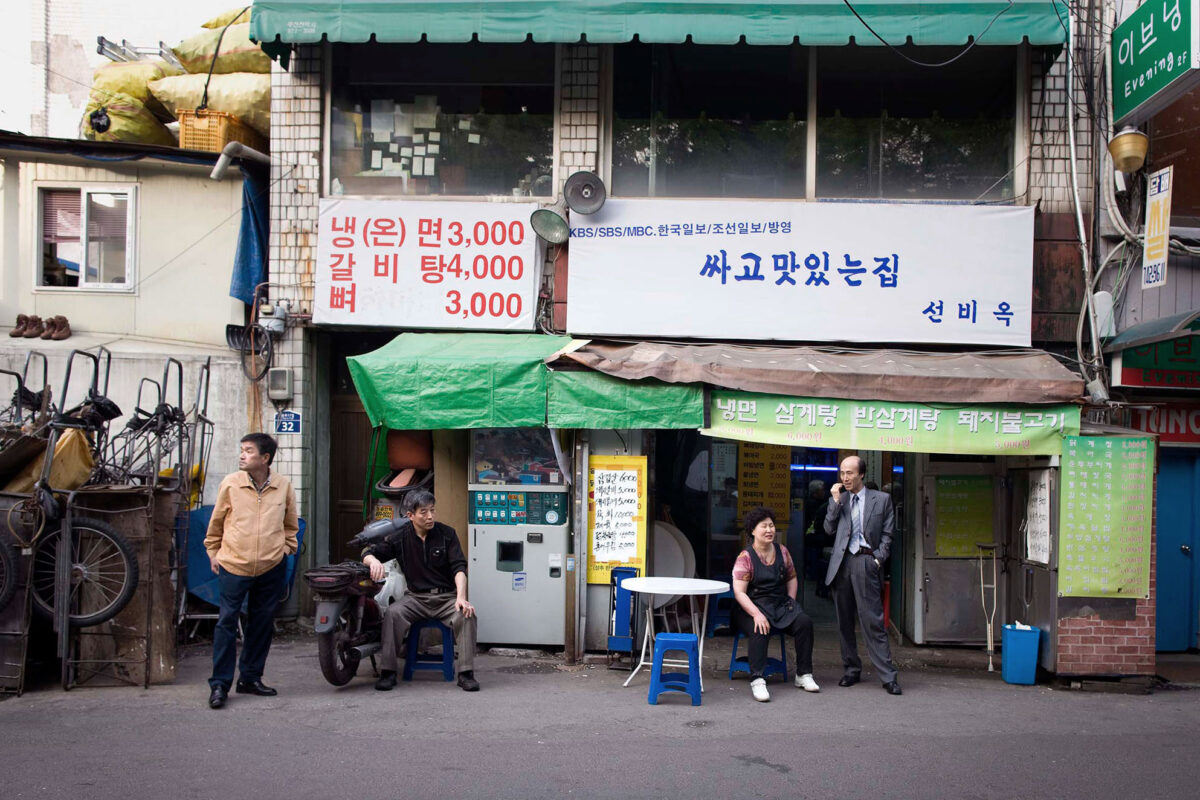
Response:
[173,23,270,75]
[80,89,177,147]
[148,72,270,135]
[201,7,250,29]
[92,60,182,121]
[3,428,96,493]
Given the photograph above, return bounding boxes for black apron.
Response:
[746,543,801,630]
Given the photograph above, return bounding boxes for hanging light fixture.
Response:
[1107,127,1149,173]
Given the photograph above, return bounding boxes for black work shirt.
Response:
[363,520,466,592]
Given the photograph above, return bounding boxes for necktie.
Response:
[851,494,862,551]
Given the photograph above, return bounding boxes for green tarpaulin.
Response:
[252,0,1069,47]
[347,333,571,430]
[547,370,704,429]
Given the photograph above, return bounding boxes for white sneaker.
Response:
[750,678,770,702]
[795,673,821,693]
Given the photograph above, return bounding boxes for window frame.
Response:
[33,182,138,294]
[321,41,562,203]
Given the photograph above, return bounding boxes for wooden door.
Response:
[329,394,376,564]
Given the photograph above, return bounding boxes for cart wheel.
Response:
[30,517,139,627]
[0,535,18,613]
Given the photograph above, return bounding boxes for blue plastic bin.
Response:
[1001,624,1041,685]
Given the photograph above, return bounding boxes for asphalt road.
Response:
[2,635,1198,800]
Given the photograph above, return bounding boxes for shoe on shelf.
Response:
[51,315,71,340]
[9,314,28,337]
[837,674,860,687]
[375,670,397,691]
[235,679,277,696]
[39,318,58,340]
[208,685,228,709]
[750,677,770,702]
[21,316,44,338]
[457,671,480,692]
[883,680,903,696]
[795,673,821,692]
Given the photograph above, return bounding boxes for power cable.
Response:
[840,0,1015,68]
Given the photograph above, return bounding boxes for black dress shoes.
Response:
[457,671,480,692]
[208,685,228,709]
[375,670,398,691]
[235,679,277,696]
[837,674,860,687]
[883,680,903,695]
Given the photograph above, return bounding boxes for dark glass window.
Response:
[330,43,555,197]
[817,46,1017,201]
[612,43,809,198]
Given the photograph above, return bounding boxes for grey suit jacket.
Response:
[823,487,895,585]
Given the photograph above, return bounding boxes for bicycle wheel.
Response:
[31,517,139,627]
[0,534,18,613]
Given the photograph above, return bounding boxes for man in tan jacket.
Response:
[204,432,298,709]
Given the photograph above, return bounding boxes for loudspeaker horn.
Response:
[530,200,570,244]
[563,171,606,215]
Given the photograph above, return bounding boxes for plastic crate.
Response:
[178,108,267,154]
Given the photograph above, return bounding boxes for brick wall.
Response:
[268,44,322,520]
[1055,478,1157,677]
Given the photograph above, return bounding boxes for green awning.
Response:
[347,333,571,430]
[1103,309,1200,353]
[252,1,1069,47]
[547,370,704,429]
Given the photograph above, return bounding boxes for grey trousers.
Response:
[832,551,898,684]
[380,591,477,675]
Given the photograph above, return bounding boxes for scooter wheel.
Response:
[317,629,360,686]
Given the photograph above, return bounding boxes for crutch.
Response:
[977,543,998,672]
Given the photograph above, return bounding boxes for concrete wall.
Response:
[1,158,244,347]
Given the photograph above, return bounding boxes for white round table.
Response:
[619,577,731,692]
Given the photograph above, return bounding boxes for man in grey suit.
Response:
[824,455,902,695]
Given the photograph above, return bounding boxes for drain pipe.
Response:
[210,141,270,180]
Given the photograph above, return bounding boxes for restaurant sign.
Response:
[702,391,1080,456]
[1112,333,1200,388]
[314,199,539,330]
[1112,0,1200,125]
[567,199,1034,347]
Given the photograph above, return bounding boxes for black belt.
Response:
[852,546,874,556]
[415,587,452,595]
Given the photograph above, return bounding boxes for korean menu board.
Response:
[1059,436,1154,598]
[587,455,648,584]
[737,442,791,531]
[934,475,994,557]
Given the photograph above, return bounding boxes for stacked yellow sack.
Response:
[148,73,270,137]
[80,89,177,147]
[92,59,182,120]
[172,22,270,75]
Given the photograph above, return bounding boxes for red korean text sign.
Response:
[315,199,540,330]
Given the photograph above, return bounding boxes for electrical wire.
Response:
[840,0,1015,68]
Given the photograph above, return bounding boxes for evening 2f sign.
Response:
[314,199,540,330]
[567,199,1034,346]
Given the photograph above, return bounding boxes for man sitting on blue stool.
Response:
[362,490,480,692]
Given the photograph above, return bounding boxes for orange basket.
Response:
[178,108,267,154]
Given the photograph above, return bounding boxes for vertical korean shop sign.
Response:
[1059,436,1154,598]
[1112,0,1200,125]
[1142,166,1174,289]
[314,199,539,329]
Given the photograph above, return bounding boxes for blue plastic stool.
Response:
[402,619,455,682]
[648,632,702,706]
[728,628,789,680]
[704,574,735,638]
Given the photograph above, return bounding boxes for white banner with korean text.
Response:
[314,199,540,329]
[567,199,1034,346]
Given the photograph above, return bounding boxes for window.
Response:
[38,187,135,289]
[816,47,1017,201]
[612,43,809,198]
[329,42,555,197]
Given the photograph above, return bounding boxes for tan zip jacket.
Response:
[205,470,299,577]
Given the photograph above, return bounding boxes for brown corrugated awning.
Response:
[553,342,1085,405]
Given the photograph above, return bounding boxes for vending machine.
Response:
[468,429,569,646]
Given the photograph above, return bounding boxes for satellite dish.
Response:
[530,201,569,244]
[564,171,606,215]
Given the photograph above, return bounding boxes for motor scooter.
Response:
[303,518,404,686]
